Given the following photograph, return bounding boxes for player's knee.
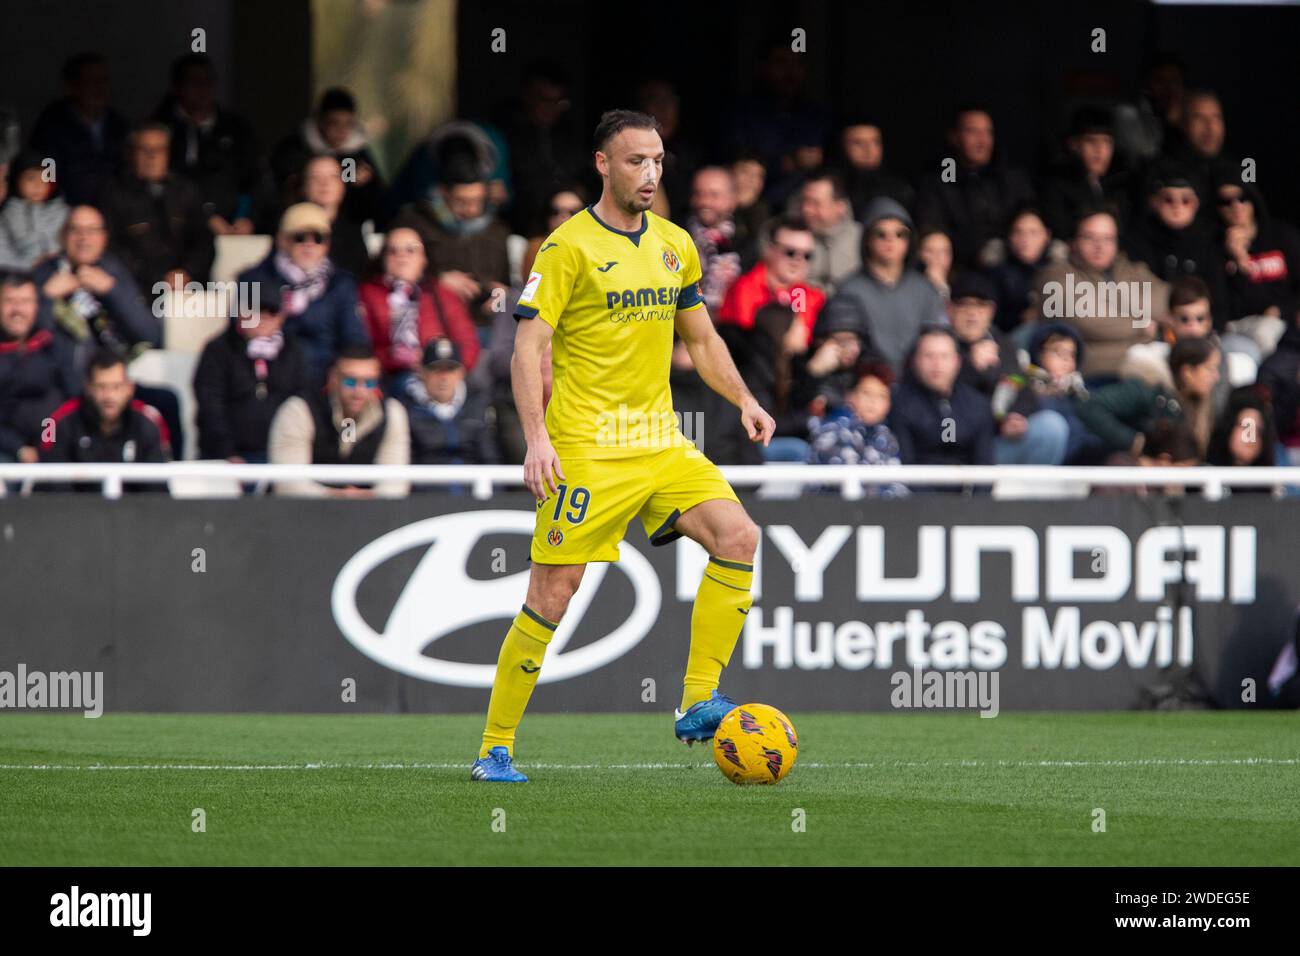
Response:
[532,567,584,621]
[718,518,760,562]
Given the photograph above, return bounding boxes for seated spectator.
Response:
[400,338,497,466]
[807,360,907,497]
[29,52,129,206]
[1214,169,1300,325]
[993,323,1098,464]
[986,205,1063,336]
[888,325,996,467]
[1031,205,1164,382]
[789,308,863,426]
[719,215,825,345]
[98,120,214,293]
[153,52,263,236]
[796,169,861,294]
[816,196,944,376]
[1041,106,1131,240]
[0,151,70,270]
[300,154,369,278]
[39,349,171,492]
[1162,90,1236,213]
[237,202,368,389]
[686,167,756,310]
[358,226,480,392]
[393,155,511,335]
[730,151,770,258]
[388,120,511,224]
[34,205,159,370]
[521,185,586,279]
[0,271,76,463]
[832,118,914,220]
[32,204,181,449]
[915,106,1035,268]
[1123,276,1232,416]
[915,228,953,301]
[267,346,409,498]
[947,272,1068,466]
[272,87,385,228]
[1076,336,1220,460]
[1125,162,1228,323]
[193,288,311,463]
[949,273,1016,395]
[1207,386,1278,476]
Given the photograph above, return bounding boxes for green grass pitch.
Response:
[1,712,1297,866]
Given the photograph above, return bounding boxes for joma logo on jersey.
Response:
[605,287,680,309]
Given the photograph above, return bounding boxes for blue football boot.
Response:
[673,689,739,746]
[470,746,528,782]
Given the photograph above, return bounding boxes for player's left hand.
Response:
[741,399,776,447]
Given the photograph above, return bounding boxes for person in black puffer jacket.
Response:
[192,286,312,462]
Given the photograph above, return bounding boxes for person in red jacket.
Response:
[717,215,826,352]
[357,225,480,394]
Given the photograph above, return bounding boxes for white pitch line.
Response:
[0,758,1295,771]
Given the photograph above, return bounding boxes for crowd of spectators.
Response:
[1,47,1297,495]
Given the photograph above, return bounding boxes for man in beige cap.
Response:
[237,201,370,388]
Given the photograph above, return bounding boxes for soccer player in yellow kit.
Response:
[471,110,775,782]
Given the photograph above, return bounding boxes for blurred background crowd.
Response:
[1,0,1298,495]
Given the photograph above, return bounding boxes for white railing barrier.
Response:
[0,463,1295,501]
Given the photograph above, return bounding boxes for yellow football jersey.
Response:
[514,205,705,458]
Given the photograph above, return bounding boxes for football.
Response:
[712,704,798,785]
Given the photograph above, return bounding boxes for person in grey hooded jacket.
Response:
[813,196,946,376]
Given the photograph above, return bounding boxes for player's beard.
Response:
[616,176,656,214]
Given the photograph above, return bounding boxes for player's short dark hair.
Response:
[335,345,378,365]
[592,109,661,154]
[86,349,126,380]
[1169,275,1211,311]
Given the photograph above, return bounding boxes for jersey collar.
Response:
[585,204,647,246]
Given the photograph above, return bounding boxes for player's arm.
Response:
[675,302,775,447]
[512,314,565,499]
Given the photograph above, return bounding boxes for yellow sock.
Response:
[480,605,557,758]
[681,556,753,712]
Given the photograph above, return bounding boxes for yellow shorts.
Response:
[530,442,740,564]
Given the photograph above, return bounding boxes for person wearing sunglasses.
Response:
[1213,170,1300,326]
[1126,163,1228,324]
[813,196,943,377]
[267,344,409,498]
[358,225,480,395]
[237,201,369,390]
